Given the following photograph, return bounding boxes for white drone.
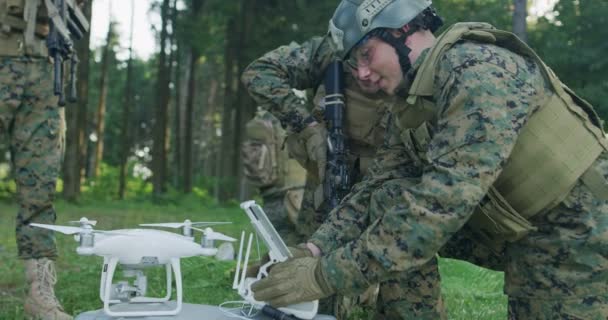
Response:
[31,218,236,317]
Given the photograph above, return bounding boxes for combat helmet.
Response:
[329,0,442,74]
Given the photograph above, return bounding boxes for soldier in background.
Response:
[0,0,75,319]
[242,108,307,246]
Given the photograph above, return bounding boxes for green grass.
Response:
[0,199,507,319]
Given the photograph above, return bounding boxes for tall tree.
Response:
[62,0,92,201]
[152,0,172,195]
[513,0,528,42]
[217,15,237,202]
[182,0,204,193]
[118,0,136,199]
[232,0,256,200]
[91,20,117,178]
[530,0,608,121]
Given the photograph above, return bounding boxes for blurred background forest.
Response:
[0,0,605,205]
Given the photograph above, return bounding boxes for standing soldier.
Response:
[251,0,608,319]
[0,0,85,319]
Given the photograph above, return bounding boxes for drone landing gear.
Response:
[99,257,183,317]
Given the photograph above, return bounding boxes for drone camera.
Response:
[111,282,139,302]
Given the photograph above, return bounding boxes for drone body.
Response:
[79,229,217,265]
[30,218,234,317]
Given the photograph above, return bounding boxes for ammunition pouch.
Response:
[0,0,48,57]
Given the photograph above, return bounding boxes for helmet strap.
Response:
[371,26,417,79]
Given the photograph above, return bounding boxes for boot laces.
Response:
[36,259,64,310]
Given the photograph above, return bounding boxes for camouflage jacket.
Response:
[241,36,336,134]
[309,40,608,299]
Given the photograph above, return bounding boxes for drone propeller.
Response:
[68,217,97,226]
[192,227,236,242]
[30,223,84,235]
[139,220,231,229]
[29,223,130,236]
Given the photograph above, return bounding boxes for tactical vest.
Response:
[0,0,49,57]
[313,73,397,177]
[395,22,608,247]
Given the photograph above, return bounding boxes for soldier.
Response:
[250,0,608,319]
[241,108,307,246]
[0,0,77,319]
[242,37,450,319]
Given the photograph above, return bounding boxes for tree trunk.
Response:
[91,21,114,178]
[172,47,182,188]
[183,49,197,193]
[119,0,136,199]
[513,0,528,43]
[62,0,92,201]
[217,16,237,202]
[233,0,256,200]
[203,76,218,178]
[152,0,171,195]
[183,0,204,193]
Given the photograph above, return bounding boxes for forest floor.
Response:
[0,200,506,319]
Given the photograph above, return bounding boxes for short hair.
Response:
[408,6,443,33]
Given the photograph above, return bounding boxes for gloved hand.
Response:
[251,256,335,307]
[245,245,313,277]
[286,124,327,183]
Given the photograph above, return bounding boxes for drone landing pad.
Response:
[75,301,336,320]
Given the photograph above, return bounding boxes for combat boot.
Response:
[24,258,72,320]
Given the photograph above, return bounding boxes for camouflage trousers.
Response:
[0,56,64,260]
[508,295,608,320]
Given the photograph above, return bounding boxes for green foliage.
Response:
[434,0,512,31]
[529,0,608,124]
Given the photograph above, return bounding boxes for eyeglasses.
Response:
[346,39,374,70]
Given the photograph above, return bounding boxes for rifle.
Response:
[322,61,350,210]
[45,0,89,106]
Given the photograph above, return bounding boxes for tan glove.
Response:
[251,256,335,307]
[286,124,327,184]
[245,245,313,277]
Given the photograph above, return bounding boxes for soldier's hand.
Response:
[245,246,313,278]
[251,256,335,307]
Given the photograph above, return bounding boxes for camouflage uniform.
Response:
[243,36,451,319]
[1,0,71,318]
[0,5,63,263]
[309,25,608,319]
